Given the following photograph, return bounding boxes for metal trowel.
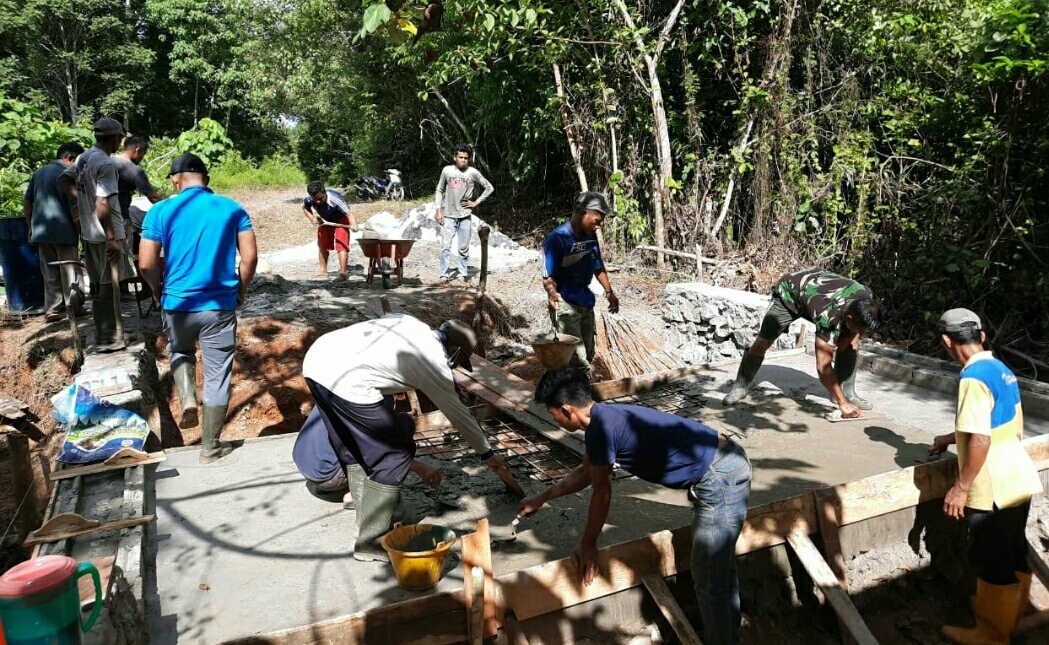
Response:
[490,516,521,544]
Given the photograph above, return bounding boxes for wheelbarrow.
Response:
[357,238,416,289]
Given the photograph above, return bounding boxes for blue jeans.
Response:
[439,216,472,279]
[688,439,751,645]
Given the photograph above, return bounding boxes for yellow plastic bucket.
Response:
[381,522,457,591]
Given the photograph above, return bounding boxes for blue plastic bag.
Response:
[51,384,149,464]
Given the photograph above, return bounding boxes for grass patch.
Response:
[208,153,307,191]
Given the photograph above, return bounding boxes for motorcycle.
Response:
[354,169,405,201]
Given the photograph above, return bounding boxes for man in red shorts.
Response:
[302,180,357,281]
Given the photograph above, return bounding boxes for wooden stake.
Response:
[641,574,702,644]
[52,449,165,480]
[462,519,498,637]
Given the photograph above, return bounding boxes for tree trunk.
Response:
[431,90,491,173]
[193,79,200,124]
[552,62,588,192]
[64,64,78,127]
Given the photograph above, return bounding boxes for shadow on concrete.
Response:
[864,426,934,468]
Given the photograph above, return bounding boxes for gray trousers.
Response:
[164,309,238,406]
[37,243,85,314]
[84,240,134,292]
[554,300,596,367]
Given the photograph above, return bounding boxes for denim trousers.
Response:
[688,439,752,645]
[439,216,472,279]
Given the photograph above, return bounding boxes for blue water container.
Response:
[0,217,45,313]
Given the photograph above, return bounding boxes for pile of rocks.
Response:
[662,282,813,365]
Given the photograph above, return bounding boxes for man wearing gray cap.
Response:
[301,313,513,561]
[138,153,258,464]
[928,308,1042,643]
[58,117,136,351]
[542,191,620,369]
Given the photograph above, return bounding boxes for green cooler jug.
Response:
[0,556,101,645]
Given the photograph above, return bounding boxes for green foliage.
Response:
[208,153,307,191]
[0,93,90,214]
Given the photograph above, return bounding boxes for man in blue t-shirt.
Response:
[519,368,752,645]
[542,192,620,369]
[139,153,258,464]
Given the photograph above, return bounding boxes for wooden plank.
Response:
[23,514,156,547]
[456,357,586,456]
[591,366,713,401]
[466,568,484,644]
[52,450,166,480]
[461,519,498,637]
[78,556,116,608]
[220,591,468,645]
[813,489,847,587]
[641,574,703,645]
[0,391,29,419]
[785,532,879,645]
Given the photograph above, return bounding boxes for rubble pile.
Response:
[662,282,813,365]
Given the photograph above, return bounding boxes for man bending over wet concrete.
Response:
[293,406,442,509]
[519,368,752,645]
[723,267,880,419]
[929,309,1042,644]
[301,314,512,561]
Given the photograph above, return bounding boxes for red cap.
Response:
[0,556,77,598]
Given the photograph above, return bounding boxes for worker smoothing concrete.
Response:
[519,368,752,645]
[929,309,1042,644]
[301,314,511,562]
[723,267,880,418]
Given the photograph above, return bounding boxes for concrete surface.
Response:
[146,351,1049,643]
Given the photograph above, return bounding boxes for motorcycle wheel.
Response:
[388,185,405,201]
[356,188,367,200]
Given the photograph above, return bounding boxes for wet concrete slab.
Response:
[146,350,1049,643]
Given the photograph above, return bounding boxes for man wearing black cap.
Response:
[929,308,1042,644]
[58,117,136,350]
[138,153,258,464]
[301,313,512,561]
[542,191,619,369]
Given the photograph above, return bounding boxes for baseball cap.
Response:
[93,117,125,137]
[439,320,477,372]
[574,191,611,215]
[938,308,982,332]
[168,153,209,177]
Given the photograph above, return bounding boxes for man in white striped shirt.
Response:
[302,180,357,281]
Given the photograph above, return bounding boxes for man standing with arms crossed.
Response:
[58,117,135,351]
[542,192,619,370]
[435,144,493,283]
[138,153,258,463]
[24,142,86,322]
[929,309,1042,644]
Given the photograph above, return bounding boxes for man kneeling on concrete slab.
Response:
[723,267,880,419]
[929,309,1042,644]
[518,368,752,645]
[301,314,512,562]
[139,153,258,464]
[293,406,442,509]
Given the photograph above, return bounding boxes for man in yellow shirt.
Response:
[930,308,1042,644]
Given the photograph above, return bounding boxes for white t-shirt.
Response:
[302,314,491,454]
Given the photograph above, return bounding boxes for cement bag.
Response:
[50,384,149,464]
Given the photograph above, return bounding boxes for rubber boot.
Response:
[834,347,873,410]
[942,579,1022,644]
[172,362,199,429]
[1016,571,1032,619]
[90,293,118,352]
[723,353,764,406]
[199,405,234,464]
[344,463,365,513]
[352,479,400,562]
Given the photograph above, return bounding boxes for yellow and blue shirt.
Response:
[955,351,1042,510]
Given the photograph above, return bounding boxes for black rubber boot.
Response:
[723,353,764,406]
[172,362,199,429]
[90,295,116,350]
[353,479,399,562]
[199,405,234,464]
[834,348,873,410]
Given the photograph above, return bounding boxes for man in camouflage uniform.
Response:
[723,268,881,418]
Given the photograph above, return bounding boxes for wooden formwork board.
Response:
[229,434,1049,645]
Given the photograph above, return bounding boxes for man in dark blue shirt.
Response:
[519,368,752,645]
[541,192,620,369]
